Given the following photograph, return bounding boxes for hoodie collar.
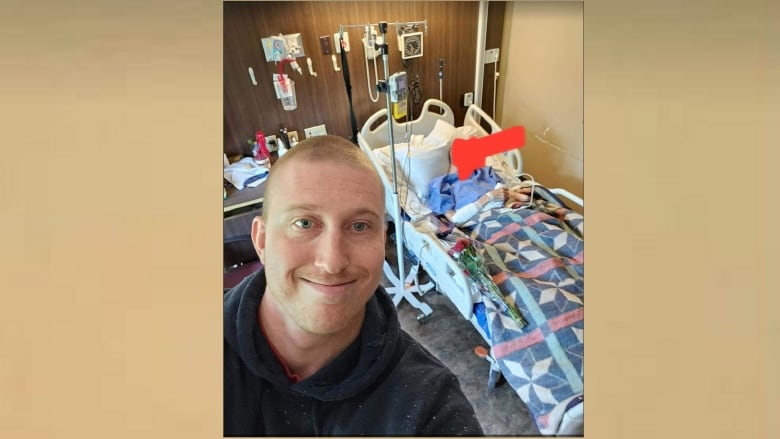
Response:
[224,269,402,401]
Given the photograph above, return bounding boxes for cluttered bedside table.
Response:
[223,150,277,289]
[223,150,278,216]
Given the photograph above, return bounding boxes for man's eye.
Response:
[352,222,369,232]
[294,219,314,229]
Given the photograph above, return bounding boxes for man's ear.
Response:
[251,216,267,265]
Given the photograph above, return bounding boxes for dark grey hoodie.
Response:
[223,269,484,436]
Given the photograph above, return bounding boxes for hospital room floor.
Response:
[382,231,541,436]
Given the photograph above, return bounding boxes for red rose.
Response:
[452,238,470,253]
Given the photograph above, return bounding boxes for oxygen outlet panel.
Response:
[463,92,474,107]
[484,48,500,64]
[334,31,350,53]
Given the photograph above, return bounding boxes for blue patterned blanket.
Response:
[449,201,584,435]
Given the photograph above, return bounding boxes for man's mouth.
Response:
[301,278,357,296]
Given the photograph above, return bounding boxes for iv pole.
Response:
[373,21,433,321]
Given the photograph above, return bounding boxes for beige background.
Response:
[1,0,777,438]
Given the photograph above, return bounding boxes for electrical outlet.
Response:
[334,31,350,53]
[484,48,500,64]
[319,36,332,55]
[304,124,328,138]
[463,92,474,107]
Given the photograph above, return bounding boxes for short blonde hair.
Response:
[262,135,384,219]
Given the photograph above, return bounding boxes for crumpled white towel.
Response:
[223,157,269,190]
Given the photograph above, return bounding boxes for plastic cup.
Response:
[281,80,297,111]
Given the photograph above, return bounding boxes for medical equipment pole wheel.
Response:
[381,255,433,323]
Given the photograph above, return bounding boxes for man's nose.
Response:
[313,229,350,274]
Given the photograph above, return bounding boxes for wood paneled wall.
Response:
[224,1,504,156]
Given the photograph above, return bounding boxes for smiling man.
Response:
[223,135,483,436]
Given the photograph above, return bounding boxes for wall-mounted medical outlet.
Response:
[261,34,305,61]
[484,48,500,64]
[304,124,328,138]
[463,92,474,107]
[319,35,332,55]
[261,35,287,62]
[334,31,350,53]
[284,33,305,58]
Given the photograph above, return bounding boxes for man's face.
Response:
[252,160,386,335]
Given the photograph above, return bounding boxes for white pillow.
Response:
[400,146,451,199]
[373,143,411,188]
[374,142,451,199]
[424,119,457,149]
[409,134,425,149]
[369,146,432,220]
[373,142,408,168]
[452,125,479,140]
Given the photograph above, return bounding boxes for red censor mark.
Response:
[450,126,526,180]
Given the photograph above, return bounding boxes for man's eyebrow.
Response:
[352,208,383,222]
[282,204,318,213]
[281,205,383,221]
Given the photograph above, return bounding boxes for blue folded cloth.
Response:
[426,166,503,214]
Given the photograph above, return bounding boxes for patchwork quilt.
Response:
[449,202,584,435]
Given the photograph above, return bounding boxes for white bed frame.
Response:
[358,99,582,322]
[357,98,584,435]
[358,99,519,391]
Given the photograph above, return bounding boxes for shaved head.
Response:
[250,134,388,342]
[263,135,385,220]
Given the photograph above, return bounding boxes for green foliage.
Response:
[451,239,528,329]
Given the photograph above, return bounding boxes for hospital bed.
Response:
[357,99,584,436]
